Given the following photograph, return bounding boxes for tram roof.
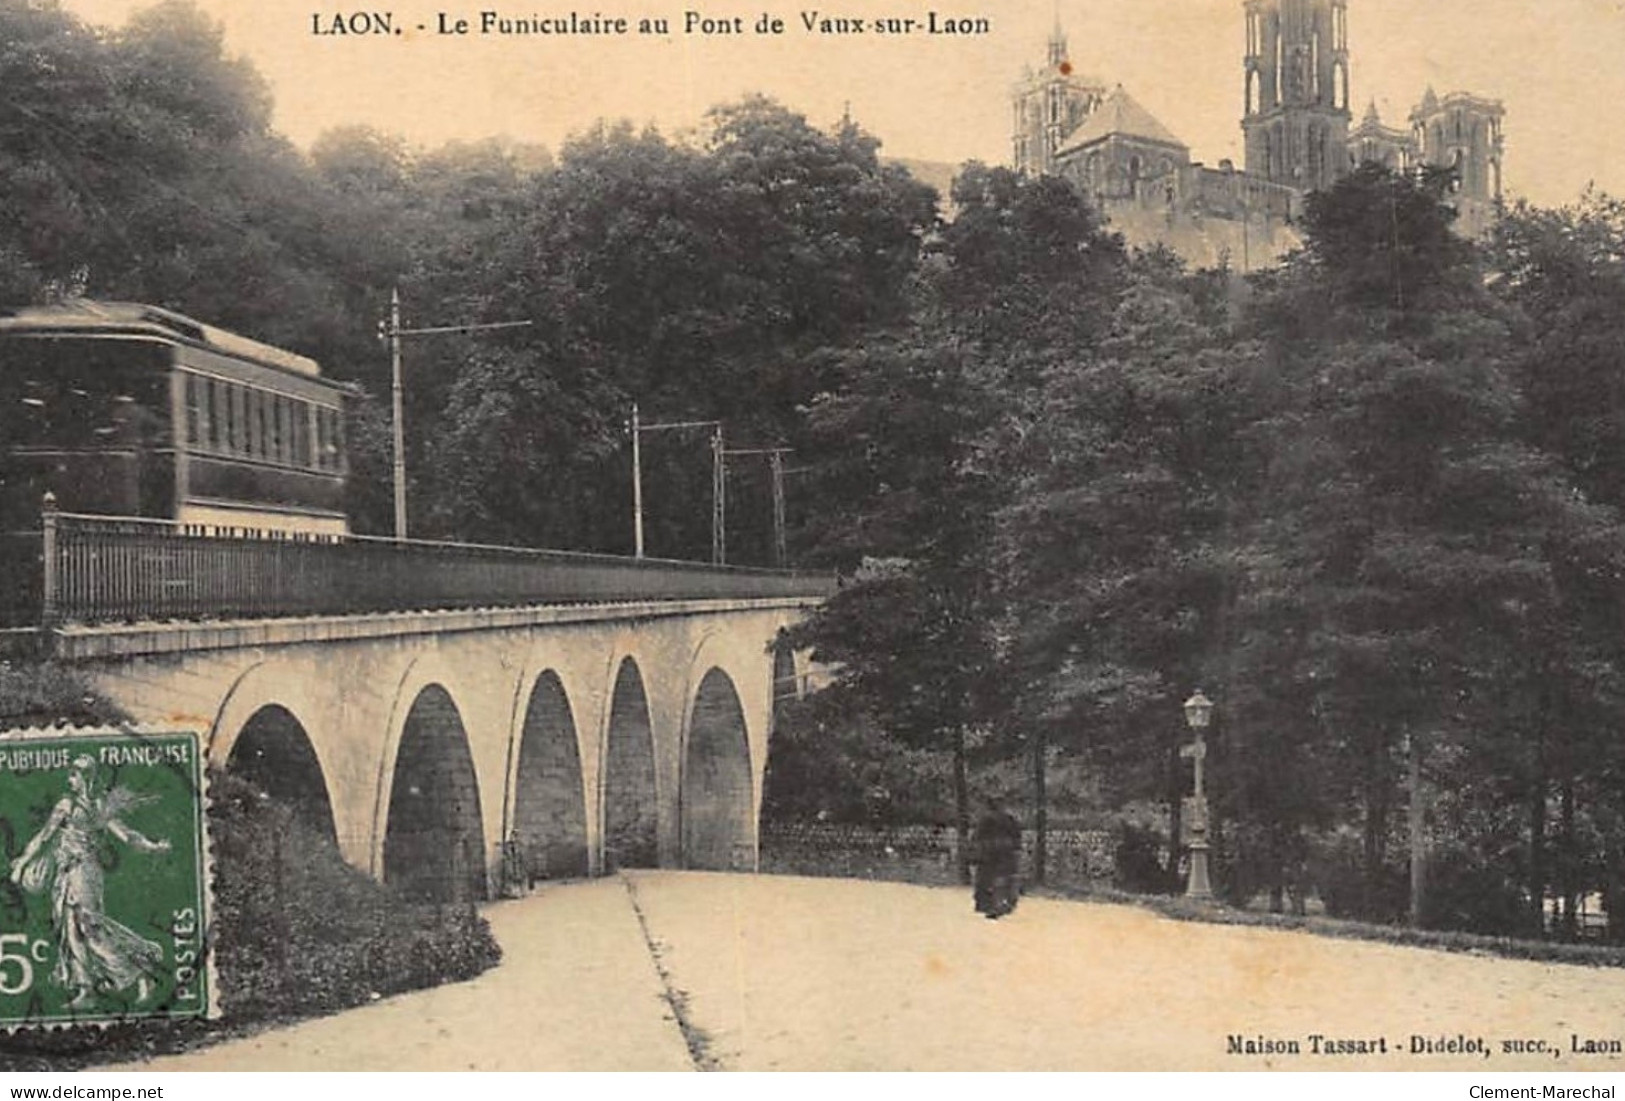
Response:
[0,300,325,379]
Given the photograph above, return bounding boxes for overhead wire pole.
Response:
[771,449,785,568]
[381,286,533,540]
[712,425,726,566]
[721,446,794,568]
[630,403,644,558]
[389,288,405,540]
[630,411,722,562]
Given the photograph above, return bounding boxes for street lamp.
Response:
[1180,688,1215,900]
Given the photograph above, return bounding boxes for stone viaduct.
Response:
[51,596,816,902]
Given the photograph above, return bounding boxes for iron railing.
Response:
[0,510,833,628]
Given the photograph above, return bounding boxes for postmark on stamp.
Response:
[0,727,209,1026]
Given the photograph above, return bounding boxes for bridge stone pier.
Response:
[54,597,815,901]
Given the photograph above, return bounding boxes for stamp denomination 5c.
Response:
[0,729,209,1026]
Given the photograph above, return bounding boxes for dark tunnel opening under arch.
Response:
[382,685,487,903]
[682,667,753,871]
[603,659,658,871]
[226,704,338,848]
[510,671,589,883]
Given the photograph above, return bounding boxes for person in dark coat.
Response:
[971,797,1022,919]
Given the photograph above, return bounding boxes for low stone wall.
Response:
[759,823,1117,888]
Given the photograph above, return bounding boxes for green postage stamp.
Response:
[0,728,209,1027]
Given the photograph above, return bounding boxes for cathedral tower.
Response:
[1410,88,1505,237]
[1012,19,1108,176]
[1242,0,1351,192]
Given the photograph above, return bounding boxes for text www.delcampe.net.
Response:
[10,1088,164,1099]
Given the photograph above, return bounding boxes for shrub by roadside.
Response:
[208,769,501,1021]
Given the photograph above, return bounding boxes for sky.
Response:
[57,0,1625,208]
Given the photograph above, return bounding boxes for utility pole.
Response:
[721,446,793,568]
[379,287,533,541]
[389,288,405,540]
[630,410,723,563]
[630,403,644,558]
[712,425,726,566]
[771,448,786,568]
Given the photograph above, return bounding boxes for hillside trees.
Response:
[785,166,1130,869]
[1187,167,1625,927]
[410,100,937,556]
[1489,193,1625,937]
[951,163,1625,929]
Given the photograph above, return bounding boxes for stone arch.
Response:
[382,684,487,902]
[226,704,338,847]
[681,667,753,871]
[602,657,658,870]
[209,659,324,770]
[507,670,589,883]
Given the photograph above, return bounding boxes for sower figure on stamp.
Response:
[971,796,1022,920]
[9,756,171,1009]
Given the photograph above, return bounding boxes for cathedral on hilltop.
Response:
[1012,0,1506,269]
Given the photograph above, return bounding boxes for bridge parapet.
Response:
[0,512,833,632]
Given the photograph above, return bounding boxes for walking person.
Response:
[971,796,1022,919]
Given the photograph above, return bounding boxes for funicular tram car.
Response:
[0,300,348,535]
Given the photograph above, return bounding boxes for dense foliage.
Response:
[208,770,500,1020]
[784,163,1625,940]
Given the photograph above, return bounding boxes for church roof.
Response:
[1059,84,1188,153]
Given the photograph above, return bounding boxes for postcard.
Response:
[4,0,1625,1076]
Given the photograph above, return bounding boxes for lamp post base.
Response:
[1186,841,1214,900]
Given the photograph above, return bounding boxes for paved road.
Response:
[119,871,1625,1072]
[119,876,692,1071]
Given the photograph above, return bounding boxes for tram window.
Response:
[192,377,211,450]
[185,375,202,446]
[293,402,311,468]
[210,379,227,452]
[269,396,284,464]
[261,392,276,462]
[246,388,262,460]
[317,408,333,471]
[230,383,246,456]
[316,407,339,471]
